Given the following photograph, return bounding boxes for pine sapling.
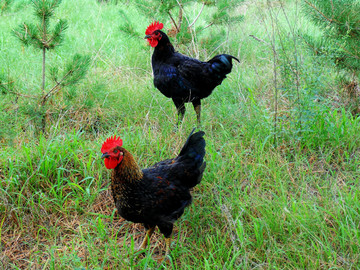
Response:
[12,0,90,133]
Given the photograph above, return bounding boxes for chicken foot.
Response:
[138,226,155,250]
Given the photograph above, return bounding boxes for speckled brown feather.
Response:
[105,130,206,255]
[110,147,143,208]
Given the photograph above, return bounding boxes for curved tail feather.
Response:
[177,128,206,187]
[208,54,240,76]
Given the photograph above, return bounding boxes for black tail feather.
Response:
[177,128,206,187]
[179,127,196,156]
[179,128,206,159]
[208,54,239,75]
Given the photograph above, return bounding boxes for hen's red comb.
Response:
[101,135,123,153]
[145,21,164,35]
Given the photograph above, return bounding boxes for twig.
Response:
[168,1,184,34]
[92,32,112,66]
[266,0,279,145]
[177,6,183,31]
[188,3,205,28]
[174,0,199,57]
[280,0,302,136]
[168,11,179,32]
[202,22,214,30]
[304,0,340,24]
[300,34,319,54]
[0,83,36,99]
[249,34,270,46]
[41,69,73,105]
[334,41,360,60]
[208,40,228,60]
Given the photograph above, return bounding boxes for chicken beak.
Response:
[144,35,151,39]
[101,153,110,159]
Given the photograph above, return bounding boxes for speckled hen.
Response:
[100,129,206,257]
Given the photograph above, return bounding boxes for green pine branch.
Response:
[0,0,13,15]
[119,0,244,53]
[32,0,62,22]
[12,0,89,134]
[47,19,68,49]
[303,0,360,75]
[44,54,90,105]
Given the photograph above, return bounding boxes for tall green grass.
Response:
[1,0,360,269]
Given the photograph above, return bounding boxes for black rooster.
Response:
[101,128,206,258]
[145,21,239,125]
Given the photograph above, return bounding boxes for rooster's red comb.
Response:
[145,21,164,35]
[101,135,123,153]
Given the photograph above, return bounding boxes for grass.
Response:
[1,0,360,269]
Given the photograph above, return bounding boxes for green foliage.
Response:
[0,108,16,139]
[10,0,89,133]
[118,0,244,56]
[32,0,61,19]
[49,54,91,87]
[118,9,138,38]
[209,0,244,25]
[0,0,13,14]
[1,0,360,268]
[302,0,360,76]
[13,0,68,50]
[0,73,13,94]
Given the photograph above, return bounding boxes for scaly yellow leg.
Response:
[164,236,172,257]
[138,227,155,250]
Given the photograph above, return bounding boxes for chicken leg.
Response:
[138,226,155,250]
[173,98,186,126]
[164,236,172,257]
[192,99,201,126]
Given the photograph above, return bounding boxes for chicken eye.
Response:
[153,32,161,39]
[113,149,118,154]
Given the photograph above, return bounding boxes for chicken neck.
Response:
[111,149,143,184]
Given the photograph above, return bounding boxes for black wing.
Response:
[153,52,238,100]
[123,171,192,225]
